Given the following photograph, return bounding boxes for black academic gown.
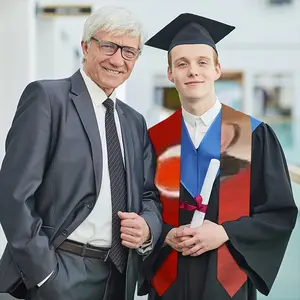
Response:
[139,123,298,300]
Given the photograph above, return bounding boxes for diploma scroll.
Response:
[190,158,220,228]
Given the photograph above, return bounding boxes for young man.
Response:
[138,13,298,300]
[0,6,162,300]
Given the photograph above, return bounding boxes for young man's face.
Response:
[168,44,221,102]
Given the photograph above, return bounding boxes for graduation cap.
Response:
[145,13,235,54]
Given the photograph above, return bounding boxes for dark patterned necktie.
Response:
[103,98,127,273]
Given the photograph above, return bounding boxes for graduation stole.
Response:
[148,104,261,298]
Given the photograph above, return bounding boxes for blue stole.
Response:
[180,112,261,199]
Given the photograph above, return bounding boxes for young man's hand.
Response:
[165,225,192,252]
[176,220,229,256]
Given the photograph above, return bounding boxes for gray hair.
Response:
[82,6,147,51]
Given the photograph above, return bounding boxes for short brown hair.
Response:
[168,49,219,69]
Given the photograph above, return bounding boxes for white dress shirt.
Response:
[182,99,222,148]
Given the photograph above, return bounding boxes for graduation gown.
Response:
[139,108,298,300]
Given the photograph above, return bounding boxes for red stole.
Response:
[148,105,252,298]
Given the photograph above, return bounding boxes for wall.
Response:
[0,0,36,254]
[1,0,299,259]
[0,1,299,299]
[0,0,299,250]
[0,0,36,162]
[35,16,85,80]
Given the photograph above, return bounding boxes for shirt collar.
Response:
[182,98,221,127]
[80,68,116,107]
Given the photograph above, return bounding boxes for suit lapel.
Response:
[116,100,134,212]
[70,70,103,197]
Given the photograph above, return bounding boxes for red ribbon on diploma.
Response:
[179,195,208,213]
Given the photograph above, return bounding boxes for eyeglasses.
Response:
[91,37,140,61]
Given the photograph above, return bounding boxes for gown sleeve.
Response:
[222,122,298,295]
[138,222,174,295]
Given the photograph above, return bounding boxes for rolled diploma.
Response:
[190,159,220,228]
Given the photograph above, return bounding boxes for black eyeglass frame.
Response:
[90,37,141,61]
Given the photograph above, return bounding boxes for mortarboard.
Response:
[145,13,235,54]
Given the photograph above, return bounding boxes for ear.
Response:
[215,63,222,81]
[168,66,174,83]
[81,40,89,60]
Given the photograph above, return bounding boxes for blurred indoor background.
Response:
[0,0,299,299]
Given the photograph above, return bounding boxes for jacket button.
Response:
[86,202,94,209]
[62,229,68,236]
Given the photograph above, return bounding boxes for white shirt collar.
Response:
[80,68,116,107]
[182,98,221,127]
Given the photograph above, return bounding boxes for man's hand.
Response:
[176,220,229,256]
[118,212,150,249]
[165,225,192,252]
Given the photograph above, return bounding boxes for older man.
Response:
[0,6,162,300]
